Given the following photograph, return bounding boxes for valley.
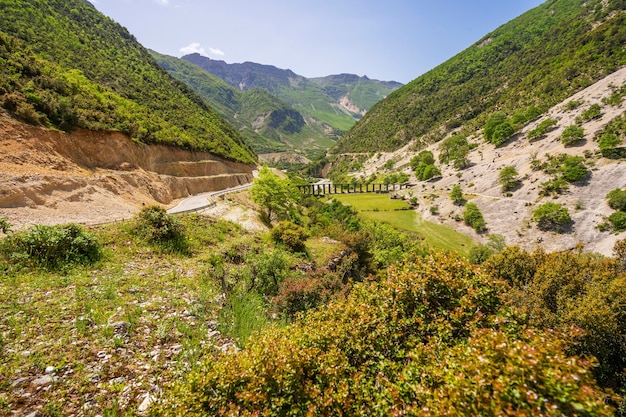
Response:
[2,0,626,415]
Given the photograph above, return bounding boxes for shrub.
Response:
[498,165,520,192]
[162,253,613,416]
[607,188,626,211]
[274,271,346,318]
[577,103,603,123]
[533,202,572,232]
[0,217,11,234]
[0,223,101,269]
[608,211,626,232]
[463,202,487,232]
[598,132,621,149]
[527,118,558,141]
[561,124,585,146]
[271,220,309,253]
[248,250,290,296]
[559,155,589,182]
[134,205,188,252]
[449,184,464,205]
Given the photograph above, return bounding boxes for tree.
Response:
[439,134,470,169]
[484,112,515,146]
[463,202,487,232]
[533,202,572,231]
[498,165,520,192]
[251,166,300,223]
[561,124,585,146]
[450,184,465,205]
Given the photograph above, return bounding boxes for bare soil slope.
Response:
[0,111,253,229]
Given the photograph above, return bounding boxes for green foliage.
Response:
[527,118,558,141]
[251,167,300,223]
[533,202,572,231]
[577,103,603,123]
[484,111,515,146]
[485,247,626,390]
[0,217,12,234]
[0,2,255,163]
[561,124,586,146]
[438,134,470,169]
[598,132,621,149]
[271,221,309,253]
[133,205,188,253]
[218,291,270,347]
[449,184,465,205]
[566,99,585,110]
[560,155,589,182]
[608,211,626,232]
[0,223,101,269]
[607,188,626,211]
[537,153,590,195]
[498,165,521,192]
[463,202,487,232]
[163,253,613,416]
[336,0,626,154]
[411,150,441,180]
[468,234,506,264]
[248,250,290,296]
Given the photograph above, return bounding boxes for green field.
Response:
[330,193,474,255]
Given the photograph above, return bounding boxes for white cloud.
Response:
[208,47,225,57]
[179,42,225,57]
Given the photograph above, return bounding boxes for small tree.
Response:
[561,125,585,146]
[463,202,487,232]
[251,166,300,223]
[484,112,514,146]
[559,155,589,183]
[533,202,572,232]
[608,211,626,232]
[450,185,465,205]
[498,166,520,192]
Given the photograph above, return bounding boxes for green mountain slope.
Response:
[336,0,626,153]
[182,53,402,137]
[310,74,403,114]
[151,51,336,156]
[0,0,255,164]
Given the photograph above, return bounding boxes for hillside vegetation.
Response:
[0,0,255,164]
[2,187,626,416]
[325,0,626,256]
[337,0,626,153]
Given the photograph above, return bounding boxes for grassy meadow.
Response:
[330,193,474,255]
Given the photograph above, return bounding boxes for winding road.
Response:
[166,183,252,214]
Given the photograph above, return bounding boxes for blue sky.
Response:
[92,0,544,84]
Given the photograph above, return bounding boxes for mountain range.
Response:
[162,53,402,160]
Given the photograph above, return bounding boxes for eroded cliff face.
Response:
[0,111,254,228]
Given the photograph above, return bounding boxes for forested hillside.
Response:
[151,51,336,156]
[336,0,626,153]
[0,0,255,164]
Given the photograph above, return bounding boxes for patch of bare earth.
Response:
[0,110,253,230]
